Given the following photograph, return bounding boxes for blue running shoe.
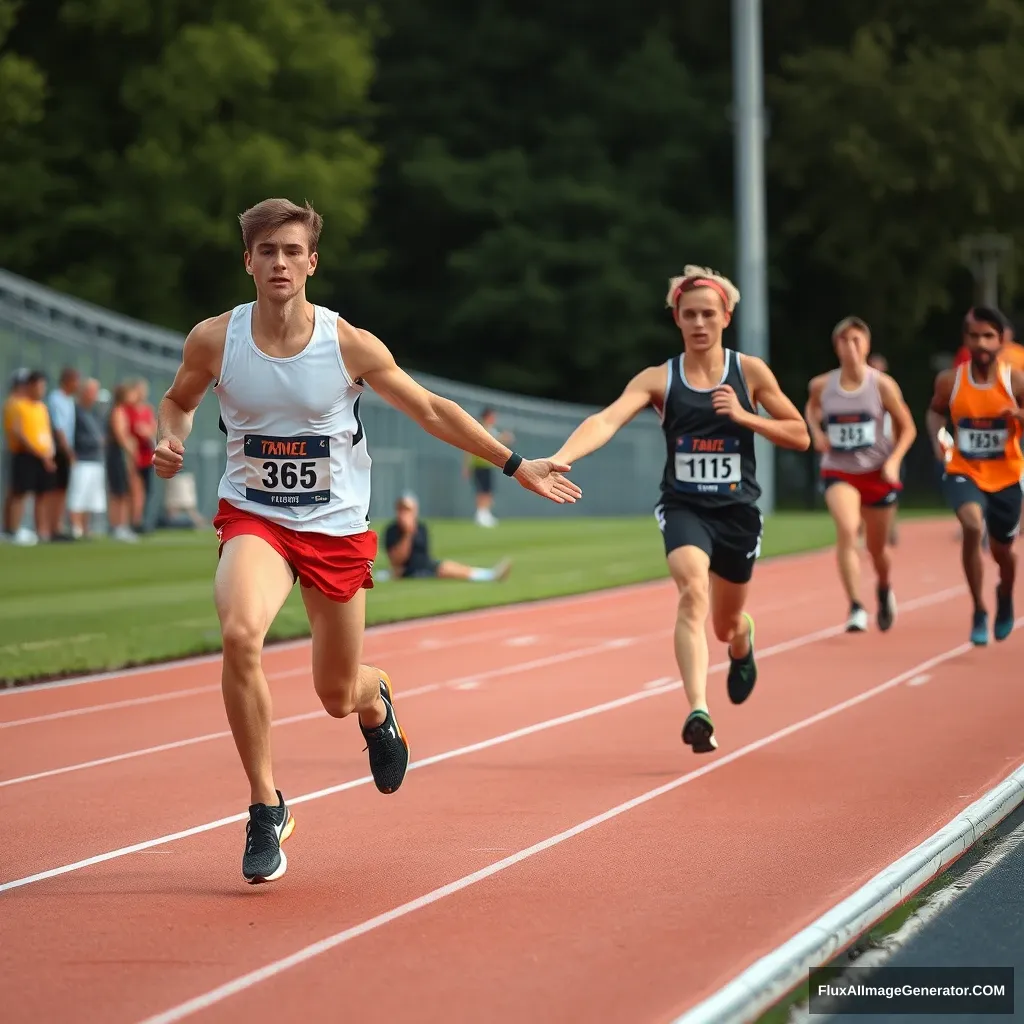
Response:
[970,609,989,646]
[994,588,1014,642]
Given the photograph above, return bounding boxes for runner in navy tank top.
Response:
[804,317,916,634]
[152,198,582,885]
[550,266,810,755]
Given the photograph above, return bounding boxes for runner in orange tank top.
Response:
[927,306,1024,645]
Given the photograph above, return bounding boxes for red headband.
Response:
[673,277,730,311]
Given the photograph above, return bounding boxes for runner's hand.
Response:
[811,432,830,454]
[153,437,186,478]
[880,458,900,485]
[514,459,582,504]
[711,385,744,421]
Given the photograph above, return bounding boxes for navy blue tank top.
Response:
[658,348,761,509]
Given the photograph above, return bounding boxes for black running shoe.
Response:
[876,585,897,632]
[726,612,757,705]
[242,790,295,884]
[682,709,718,753]
[994,586,1014,642]
[360,672,410,794]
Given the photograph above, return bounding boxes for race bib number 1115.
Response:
[674,435,742,494]
[244,434,332,506]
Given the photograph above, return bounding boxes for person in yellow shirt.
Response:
[5,369,56,543]
[2,368,31,535]
[927,307,1024,645]
[462,407,514,527]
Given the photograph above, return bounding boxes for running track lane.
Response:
[2,519,1022,1024]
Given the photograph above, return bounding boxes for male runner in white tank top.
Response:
[805,317,916,633]
[152,198,581,885]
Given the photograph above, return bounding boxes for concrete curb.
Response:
[672,761,1024,1024]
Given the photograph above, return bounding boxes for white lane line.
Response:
[0,684,224,729]
[0,679,677,893]
[0,587,965,789]
[133,638,984,1024]
[0,632,662,729]
[0,584,966,883]
[0,538,888,698]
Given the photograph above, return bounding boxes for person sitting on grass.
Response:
[383,493,511,582]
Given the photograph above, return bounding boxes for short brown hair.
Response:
[831,315,870,341]
[238,198,323,253]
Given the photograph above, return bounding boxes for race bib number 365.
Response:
[956,417,1008,461]
[827,412,875,451]
[244,434,331,506]
[674,435,742,494]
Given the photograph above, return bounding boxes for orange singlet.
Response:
[946,359,1024,492]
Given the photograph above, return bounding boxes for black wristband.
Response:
[502,452,523,477]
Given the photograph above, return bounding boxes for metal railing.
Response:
[0,268,684,524]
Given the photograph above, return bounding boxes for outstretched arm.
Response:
[804,375,830,454]
[551,365,663,464]
[345,326,582,505]
[925,370,955,462]
[153,316,223,479]
[716,356,810,450]
[878,373,917,467]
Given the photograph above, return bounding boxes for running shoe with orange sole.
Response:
[360,671,410,794]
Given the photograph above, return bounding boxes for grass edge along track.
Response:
[0,510,930,686]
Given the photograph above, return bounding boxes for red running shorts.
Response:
[821,468,902,508]
[212,499,377,603]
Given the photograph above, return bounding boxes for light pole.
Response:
[960,233,1011,308]
[732,0,773,513]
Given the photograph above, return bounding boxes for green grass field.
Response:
[0,513,843,684]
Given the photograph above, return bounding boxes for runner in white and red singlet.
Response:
[805,317,917,633]
[153,198,581,885]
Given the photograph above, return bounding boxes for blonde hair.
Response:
[665,265,740,314]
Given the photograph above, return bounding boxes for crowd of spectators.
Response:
[1,366,157,545]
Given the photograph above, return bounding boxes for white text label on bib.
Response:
[244,434,332,506]
[827,413,876,451]
[674,435,742,494]
[956,417,1008,461]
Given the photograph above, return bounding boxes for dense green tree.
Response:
[347,2,734,403]
[1,0,379,329]
[768,0,1024,382]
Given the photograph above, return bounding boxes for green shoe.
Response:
[681,709,718,753]
[727,612,757,705]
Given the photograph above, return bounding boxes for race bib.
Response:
[956,417,1008,461]
[826,412,876,451]
[244,434,332,506]
[674,435,742,494]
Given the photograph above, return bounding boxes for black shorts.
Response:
[655,500,764,584]
[941,473,1022,545]
[472,467,493,495]
[52,449,71,491]
[107,447,130,497]
[10,452,55,497]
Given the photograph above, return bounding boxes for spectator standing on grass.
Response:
[67,378,107,539]
[105,382,138,542]
[384,493,512,581]
[125,378,156,532]
[4,370,56,545]
[463,407,514,527]
[45,366,80,541]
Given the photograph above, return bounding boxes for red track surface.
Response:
[3,518,1024,1024]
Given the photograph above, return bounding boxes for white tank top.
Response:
[214,302,372,536]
